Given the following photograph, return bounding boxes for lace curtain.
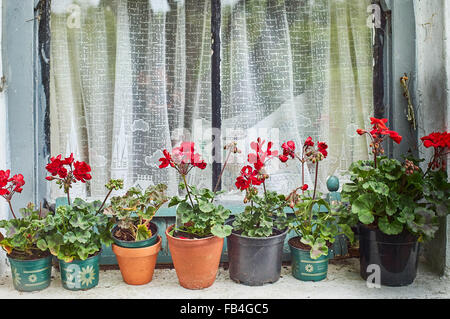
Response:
[49,0,373,201]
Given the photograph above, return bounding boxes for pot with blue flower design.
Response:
[8,253,53,292]
[288,237,329,282]
[59,252,100,291]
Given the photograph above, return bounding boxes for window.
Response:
[48,0,375,202]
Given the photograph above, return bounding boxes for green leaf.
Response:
[199,201,214,213]
[168,196,181,207]
[362,181,389,196]
[211,224,232,238]
[36,239,48,251]
[63,231,77,244]
[351,194,375,224]
[342,184,358,193]
[378,216,403,235]
[136,224,152,241]
[177,201,192,215]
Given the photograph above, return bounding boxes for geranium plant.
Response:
[159,142,232,238]
[40,153,123,261]
[104,184,168,241]
[280,138,353,259]
[233,138,288,237]
[341,118,450,241]
[0,171,50,260]
[0,201,50,260]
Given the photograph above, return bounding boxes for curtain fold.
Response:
[220,0,373,195]
[50,0,373,200]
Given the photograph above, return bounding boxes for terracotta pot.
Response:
[166,224,224,289]
[112,236,162,285]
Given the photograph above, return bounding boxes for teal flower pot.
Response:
[111,222,158,248]
[289,238,329,282]
[59,253,100,291]
[8,255,52,292]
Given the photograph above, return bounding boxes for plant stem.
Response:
[182,174,195,208]
[301,159,305,194]
[98,188,113,213]
[312,161,319,200]
[66,187,71,206]
[374,151,377,169]
[213,148,232,193]
[7,200,17,219]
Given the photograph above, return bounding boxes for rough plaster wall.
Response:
[0,1,8,276]
[445,0,450,276]
[414,0,449,276]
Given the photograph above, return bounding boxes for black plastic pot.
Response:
[226,219,288,286]
[359,224,420,287]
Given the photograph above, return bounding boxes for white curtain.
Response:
[50,0,373,200]
[220,0,374,195]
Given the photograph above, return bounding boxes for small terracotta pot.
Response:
[166,225,224,289]
[112,236,162,285]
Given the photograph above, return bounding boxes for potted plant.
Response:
[340,118,450,286]
[227,138,289,286]
[38,153,122,290]
[0,170,53,292]
[104,184,168,285]
[279,138,353,281]
[159,141,232,289]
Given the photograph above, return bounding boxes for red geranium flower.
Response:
[421,132,450,149]
[356,129,366,136]
[317,142,328,158]
[420,132,449,171]
[9,174,25,193]
[370,117,389,131]
[248,138,278,172]
[159,142,207,175]
[301,184,308,191]
[281,141,296,159]
[46,154,68,179]
[73,161,92,183]
[304,137,314,147]
[279,155,289,163]
[159,149,174,169]
[235,165,264,191]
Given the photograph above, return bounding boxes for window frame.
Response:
[3,0,410,215]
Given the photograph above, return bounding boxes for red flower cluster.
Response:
[45,153,92,183]
[317,142,328,158]
[279,138,328,164]
[235,138,278,191]
[279,141,296,163]
[420,131,449,171]
[357,117,402,144]
[420,132,450,149]
[235,165,264,191]
[159,142,207,174]
[247,138,278,171]
[0,170,25,196]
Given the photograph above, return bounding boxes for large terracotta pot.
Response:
[112,236,162,285]
[165,224,224,289]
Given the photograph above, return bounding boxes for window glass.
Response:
[50,0,212,200]
[220,0,373,197]
[49,0,373,201]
